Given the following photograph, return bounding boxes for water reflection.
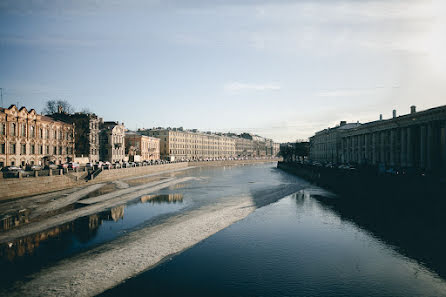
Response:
[0,209,31,232]
[141,194,183,204]
[0,206,126,261]
[101,190,446,297]
[0,223,72,262]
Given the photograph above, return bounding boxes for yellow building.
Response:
[143,128,236,161]
[0,105,75,167]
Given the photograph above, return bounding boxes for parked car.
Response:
[1,166,29,177]
[1,166,22,172]
[102,162,112,169]
[67,162,80,169]
[45,163,58,170]
[26,164,42,171]
[114,162,122,169]
[122,162,130,168]
[86,162,94,169]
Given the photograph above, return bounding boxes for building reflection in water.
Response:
[0,209,31,232]
[140,194,184,204]
[0,206,126,261]
[0,223,73,262]
[0,193,183,262]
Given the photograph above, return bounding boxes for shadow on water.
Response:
[312,185,446,281]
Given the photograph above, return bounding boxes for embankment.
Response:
[0,159,280,200]
[277,161,446,199]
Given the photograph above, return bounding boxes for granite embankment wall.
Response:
[0,159,279,200]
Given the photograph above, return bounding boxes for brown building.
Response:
[49,112,101,163]
[125,133,160,161]
[0,105,75,167]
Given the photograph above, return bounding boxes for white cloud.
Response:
[224,82,281,92]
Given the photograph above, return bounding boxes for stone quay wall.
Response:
[0,159,280,200]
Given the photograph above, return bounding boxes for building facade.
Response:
[99,121,125,163]
[50,112,101,163]
[340,106,446,172]
[0,105,75,167]
[141,128,236,161]
[309,121,361,164]
[125,133,160,161]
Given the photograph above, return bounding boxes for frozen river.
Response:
[1,163,446,296]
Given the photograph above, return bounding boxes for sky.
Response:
[1,0,445,142]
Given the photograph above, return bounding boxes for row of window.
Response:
[169,150,235,155]
[0,122,72,140]
[0,143,72,155]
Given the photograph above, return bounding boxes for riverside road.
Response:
[1,163,446,297]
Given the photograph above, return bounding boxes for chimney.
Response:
[340,121,347,126]
[379,114,383,121]
[410,105,416,114]
[392,109,396,118]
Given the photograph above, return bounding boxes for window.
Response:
[39,145,43,155]
[40,128,43,139]
[59,146,62,155]
[0,143,4,154]
[46,146,49,154]
[31,145,35,154]
[21,123,26,136]
[10,123,16,136]
[21,144,26,155]
[0,123,4,135]
[46,129,50,139]
[30,126,35,137]
[10,143,16,154]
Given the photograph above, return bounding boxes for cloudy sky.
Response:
[1,0,445,142]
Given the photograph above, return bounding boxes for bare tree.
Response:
[43,100,74,114]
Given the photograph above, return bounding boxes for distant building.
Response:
[239,133,280,157]
[340,105,446,172]
[125,133,160,161]
[0,105,75,167]
[140,128,235,161]
[234,136,255,157]
[309,121,361,164]
[49,112,101,163]
[100,121,125,163]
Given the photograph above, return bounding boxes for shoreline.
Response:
[0,159,280,201]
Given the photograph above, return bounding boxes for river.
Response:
[1,163,446,296]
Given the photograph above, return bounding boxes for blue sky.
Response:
[1,0,445,142]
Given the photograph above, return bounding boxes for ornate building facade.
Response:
[99,121,125,163]
[0,105,75,167]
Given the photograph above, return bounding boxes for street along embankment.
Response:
[0,159,280,200]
